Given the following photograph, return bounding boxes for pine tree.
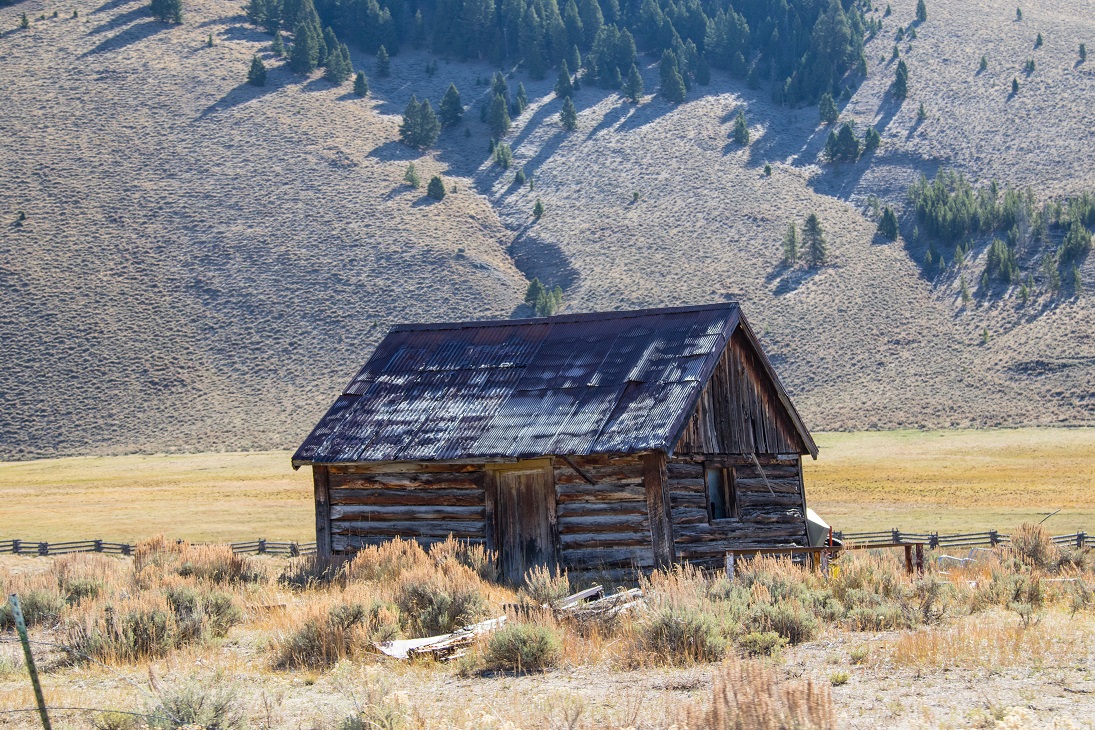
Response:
[1016,7,1022,20]
[404,162,420,188]
[864,126,882,153]
[915,0,927,22]
[893,59,908,98]
[399,96,421,147]
[624,64,643,102]
[418,99,441,147]
[659,50,686,103]
[960,275,972,304]
[533,199,545,219]
[489,93,510,138]
[353,70,369,96]
[732,109,749,145]
[804,213,828,267]
[696,55,711,85]
[325,43,352,84]
[376,45,390,76]
[1081,44,1088,62]
[321,26,337,66]
[272,30,285,56]
[439,83,462,126]
[515,83,529,112]
[782,223,799,265]
[917,101,927,121]
[1011,76,1019,94]
[555,61,574,98]
[979,54,987,71]
[427,175,446,200]
[1035,32,1042,48]
[207,33,214,47]
[878,206,898,239]
[560,96,577,130]
[826,122,860,161]
[819,92,838,125]
[150,0,182,23]
[20,11,29,27]
[290,23,319,74]
[247,55,267,86]
[567,45,582,76]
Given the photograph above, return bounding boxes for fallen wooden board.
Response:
[374,616,506,660]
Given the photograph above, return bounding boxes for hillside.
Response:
[0,0,1093,459]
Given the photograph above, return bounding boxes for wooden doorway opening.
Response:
[488,459,558,583]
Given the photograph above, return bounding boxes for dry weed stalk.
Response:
[680,657,835,730]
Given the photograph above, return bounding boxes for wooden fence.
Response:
[832,529,1089,549]
[0,538,317,557]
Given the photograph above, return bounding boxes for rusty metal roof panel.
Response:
[295,304,749,463]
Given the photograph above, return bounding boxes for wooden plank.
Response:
[560,547,656,569]
[737,492,803,508]
[329,473,484,490]
[560,532,651,548]
[330,489,484,506]
[330,505,485,521]
[643,450,674,569]
[555,483,647,502]
[557,501,648,518]
[330,462,490,474]
[558,514,647,534]
[313,465,332,558]
[332,520,484,539]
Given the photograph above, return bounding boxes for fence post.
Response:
[258,539,266,555]
[915,544,924,574]
[94,539,103,553]
[725,552,736,581]
[929,532,939,549]
[289,542,299,557]
[12,539,21,555]
[893,528,901,545]
[904,544,913,574]
[122,544,131,556]
[38,542,48,557]
[1078,532,1086,549]
[10,594,52,730]
[989,530,999,546]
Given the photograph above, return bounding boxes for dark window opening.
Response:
[705,464,738,520]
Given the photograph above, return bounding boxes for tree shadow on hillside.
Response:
[87,5,148,34]
[93,0,139,14]
[81,18,165,56]
[805,94,907,201]
[367,140,421,162]
[507,227,580,292]
[767,264,824,296]
[220,23,266,42]
[198,74,286,119]
[197,14,247,28]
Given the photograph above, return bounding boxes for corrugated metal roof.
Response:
[295,304,759,464]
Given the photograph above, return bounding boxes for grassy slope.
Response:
[0,0,1093,460]
[2,429,1091,541]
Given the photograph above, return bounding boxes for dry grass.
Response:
[3,428,1093,541]
[2,532,1095,727]
[1,0,1093,462]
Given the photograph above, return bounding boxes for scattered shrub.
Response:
[522,565,570,605]
[746,602,818,645]
[0,589,66,630]
[394,572,486,637]
[637,607,727,663]
[737,631,787,656]
[274,603,370,669]
[147,675,247,730]
[483,623,561,672]
[1008,522,1060,569]
[427,176,446,201]
[67,598,179,662]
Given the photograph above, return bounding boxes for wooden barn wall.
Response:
[666,456,808,566]
[553,455,655,572]
[326,464,486,553]
[676,329,803,456]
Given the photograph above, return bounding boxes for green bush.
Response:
[746,602,818,644]
[522,565,570,606]
[63,577,105,604]
[427,176,446,201]
[147,676,247,730]
[737,631,787,656]
[484,623,561,672]
[0,590,67,630]
[394,579,485,637]
[637,607,727,662]
[275,603,368,669]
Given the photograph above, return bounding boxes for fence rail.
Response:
[833,529,1089,549]
[0,538,316,557]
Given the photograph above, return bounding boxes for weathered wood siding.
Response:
[667,455,808,566]
[676,329,804,456]
[325,463,487,553]
[553,455,655,571]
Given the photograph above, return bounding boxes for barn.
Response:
[293,303,818,582]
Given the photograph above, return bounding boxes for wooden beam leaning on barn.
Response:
[313,465,333,560]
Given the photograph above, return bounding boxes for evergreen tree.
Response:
[440,83,463,126]
[533,198,545,219]
[325,43,352,83]
[560,96,577,130]
[1011,76,1019,94]
[247,55,267,86]
[353,70,369,96]
[290,23,319,74]
[321,26,337,66]
[376,45,390,76]
[864,126,882,153]
[555,59,574,98]
[1081,44,1087,62]
[819,92,838,124]
[804,213,828,267]
[567,45,582,76]
[732,109,749,145]
[915,0,926,22]
[659,49,686,103]
[20,10,29,27]
[491,72,509,99]
[782,223,799,265]
[878,206,898,239]
[427,175,446,200]
[825,122,860,161]
[696,55,711,85]
[494,142,513,168]
[515,83,529,112]
[399,96,440,148]
[404,162,420,188]
[150,0,182,23]
[979,54,987,71]
[960,275,972,304]
[489,92,511,138]
[893,59,908,98]
[1016,7,1022,20]
[1034,32,1042,48]
[624,63,644,102]
[272,30,285,56]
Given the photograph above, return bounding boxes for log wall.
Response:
[552,455,655,571]
[325,463,487,553]
[667,455,808,566]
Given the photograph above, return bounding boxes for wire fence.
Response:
[0,538,317,557]
[832,528,1089,549]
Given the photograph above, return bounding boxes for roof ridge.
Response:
[390,302,739,332]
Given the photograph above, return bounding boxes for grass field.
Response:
[1,428,1092,542]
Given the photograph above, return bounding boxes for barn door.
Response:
[490,459,558,583]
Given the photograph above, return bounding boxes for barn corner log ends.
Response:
[292,304,818,581]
